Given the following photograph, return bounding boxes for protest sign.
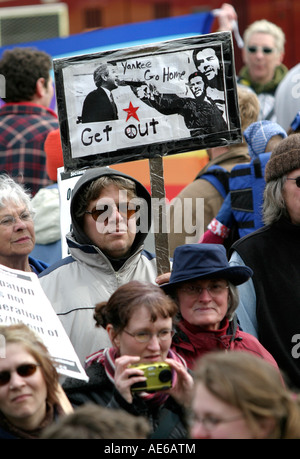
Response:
[0,264,88,381]
[54,32,241,172]
[54,31,241,274]
[57,166,85,258]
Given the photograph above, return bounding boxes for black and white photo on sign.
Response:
[63,42,228,155]
[54,33,241,169]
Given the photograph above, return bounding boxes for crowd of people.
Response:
[0,2,300,440]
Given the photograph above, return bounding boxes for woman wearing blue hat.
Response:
[161,243,279,370]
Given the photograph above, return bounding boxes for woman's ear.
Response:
[255,416,277,439]
[106,324,120,348]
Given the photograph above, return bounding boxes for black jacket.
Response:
[81,87,118,123]
[142,92,227,136]
[230,217,300,389]
[63,360,187,439]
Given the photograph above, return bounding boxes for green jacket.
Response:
[238,64,288,121]
[238,64,288,95]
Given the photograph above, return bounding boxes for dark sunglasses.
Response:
[85,204,139,221]
[286,177,300,188]
[0,363,41,386]
[247,46,274,54]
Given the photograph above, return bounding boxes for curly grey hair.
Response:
[0,174,34,213]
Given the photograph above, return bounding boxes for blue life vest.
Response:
[229,152,270,237]
[195,154,271,239]
[196,165,230,198]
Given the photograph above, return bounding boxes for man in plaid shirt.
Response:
[0,47,58,196]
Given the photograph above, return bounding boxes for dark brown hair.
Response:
[0,47,52,102]
[74,174,137,224]
[94,280,178,334]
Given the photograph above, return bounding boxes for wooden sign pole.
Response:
[149,155,170,276]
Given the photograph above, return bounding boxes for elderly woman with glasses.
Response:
[161,243,278,371]
[0,174,48,273]
[0,323,72,439]
[62,280,193,439]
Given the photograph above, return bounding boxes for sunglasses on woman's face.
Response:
[247,46,274,54]
[286,177,300,188]
[85,204,138,221]
[0,363,40,386]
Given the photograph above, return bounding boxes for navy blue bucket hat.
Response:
[161,244,252,293]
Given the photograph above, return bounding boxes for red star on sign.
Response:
[123,101,140,122]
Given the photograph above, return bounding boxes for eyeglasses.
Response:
[286,177,300,188]
[247,45,275,54]
[0,363,41,386]
[190,414,244,431]
[0,211,34,226]
[123,329,175,343]
[85,204,139,221]
[179,283,229,298]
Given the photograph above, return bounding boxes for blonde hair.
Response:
[237,86,260,135]
[194,351,300,439]
[0,323,59,406]
[243,19,285,53]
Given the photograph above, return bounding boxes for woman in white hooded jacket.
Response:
[39,166,157,364]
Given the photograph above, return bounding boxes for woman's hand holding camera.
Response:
[114,355,145,404]
[114,355,194,407]
[165,358,194,407]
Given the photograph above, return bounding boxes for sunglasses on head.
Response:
[85,204,139,221]
[286,177,300,188]
[247,46,274,54]
[0,363,41,386]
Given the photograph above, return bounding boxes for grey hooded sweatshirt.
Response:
[39,167,157,364]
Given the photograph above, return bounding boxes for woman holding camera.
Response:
[63,281,193,439]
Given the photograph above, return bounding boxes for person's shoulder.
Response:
[132,250,157,280]
[237,330,279,365]
[234,226,270,246]
[0,425,18,439]
[85,87,104,99]
[38,255,75,279]
[64,355,108,395]
[237,328,268,353]
[141,249,156,261]
[232,225,270,250]
[174,174,217,200]
[29,256,49,274]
